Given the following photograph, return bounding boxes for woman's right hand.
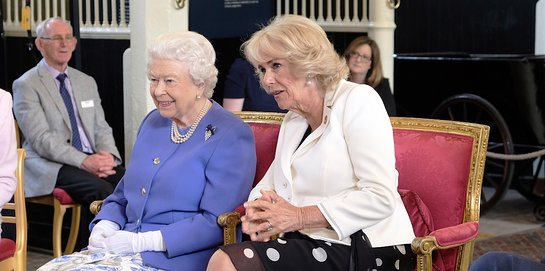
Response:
[87,220,120,252]
[242,189,301,242]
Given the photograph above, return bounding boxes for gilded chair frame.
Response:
[0,148,27,271]
[218,111,285,245]
[390,117,489,271]
[15,122,81,257]
[218,116,488,271]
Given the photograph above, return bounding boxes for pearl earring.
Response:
[306,73,314,86]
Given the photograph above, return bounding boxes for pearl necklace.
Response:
[171,101,211,144]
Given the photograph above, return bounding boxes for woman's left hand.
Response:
[241,189,301,242]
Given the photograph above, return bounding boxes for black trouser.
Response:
[56,164,125,251]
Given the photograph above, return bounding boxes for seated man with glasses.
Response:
[343,36,396,116]
[40,34,76,43]
[12,16,125,251]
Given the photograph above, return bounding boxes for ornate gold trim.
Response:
[234,111,285,125]
[391,117,489,271]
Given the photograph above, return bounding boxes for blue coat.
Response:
[92,101,256,270]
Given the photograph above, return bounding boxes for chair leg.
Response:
[64,204,81,255]
[52,199,81,257]
[52,200,66,257]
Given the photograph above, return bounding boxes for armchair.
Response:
[391,117,489,271]
[217,111,285,245]
[0,149,27,271]
[217,116,489,271]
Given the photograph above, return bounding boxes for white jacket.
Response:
[249,79,415,247]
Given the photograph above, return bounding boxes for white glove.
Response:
[87,220,120,252]
[103,230,166,254]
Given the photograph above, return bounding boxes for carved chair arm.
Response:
[412,221,479,271]
[90,200,104,215]
[218,211,242,245]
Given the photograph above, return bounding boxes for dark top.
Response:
[223,58,287,113]
[374,78,397,116]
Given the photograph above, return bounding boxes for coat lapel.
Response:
[278,83,341,184]
[37,62,71,129]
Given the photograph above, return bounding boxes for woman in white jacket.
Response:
[207,15,415,271]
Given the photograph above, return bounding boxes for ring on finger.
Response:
[266,221,273,232]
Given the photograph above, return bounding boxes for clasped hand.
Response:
[241,189,301,242]
[81,150,117,178]
[88,220,165,253]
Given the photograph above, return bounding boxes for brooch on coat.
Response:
[205,124,216,141]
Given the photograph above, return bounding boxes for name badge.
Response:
[81,100,94,108]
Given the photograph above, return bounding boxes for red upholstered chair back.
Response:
[391,117,489,271]
[235,112,284,186]
[219,112,284,245]
[233,112,284,216]
[250,122,282,186]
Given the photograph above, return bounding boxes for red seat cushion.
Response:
[53,187,76,204]
[0,238,15,261]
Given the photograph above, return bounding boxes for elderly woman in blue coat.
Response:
[37,31,257,271]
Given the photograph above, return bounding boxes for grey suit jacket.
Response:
[12,60,122,197]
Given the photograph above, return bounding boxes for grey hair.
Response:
[35,17,72,38]
[147,31,218,98]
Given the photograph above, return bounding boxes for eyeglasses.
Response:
[349,52,372,63]
[40,35,75,43]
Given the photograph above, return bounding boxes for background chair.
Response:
[0,148,27,271]
[15,122,81,257]
[391,117,489,271]
[218,111,284,245]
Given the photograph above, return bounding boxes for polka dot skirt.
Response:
[220,231,415,271]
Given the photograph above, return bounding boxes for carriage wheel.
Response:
[431,93,515,215]
[534,199,545,221]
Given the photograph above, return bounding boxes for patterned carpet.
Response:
[473,226,545,262]
[472,188,545,263]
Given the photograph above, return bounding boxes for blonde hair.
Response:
[242,15,348,92]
